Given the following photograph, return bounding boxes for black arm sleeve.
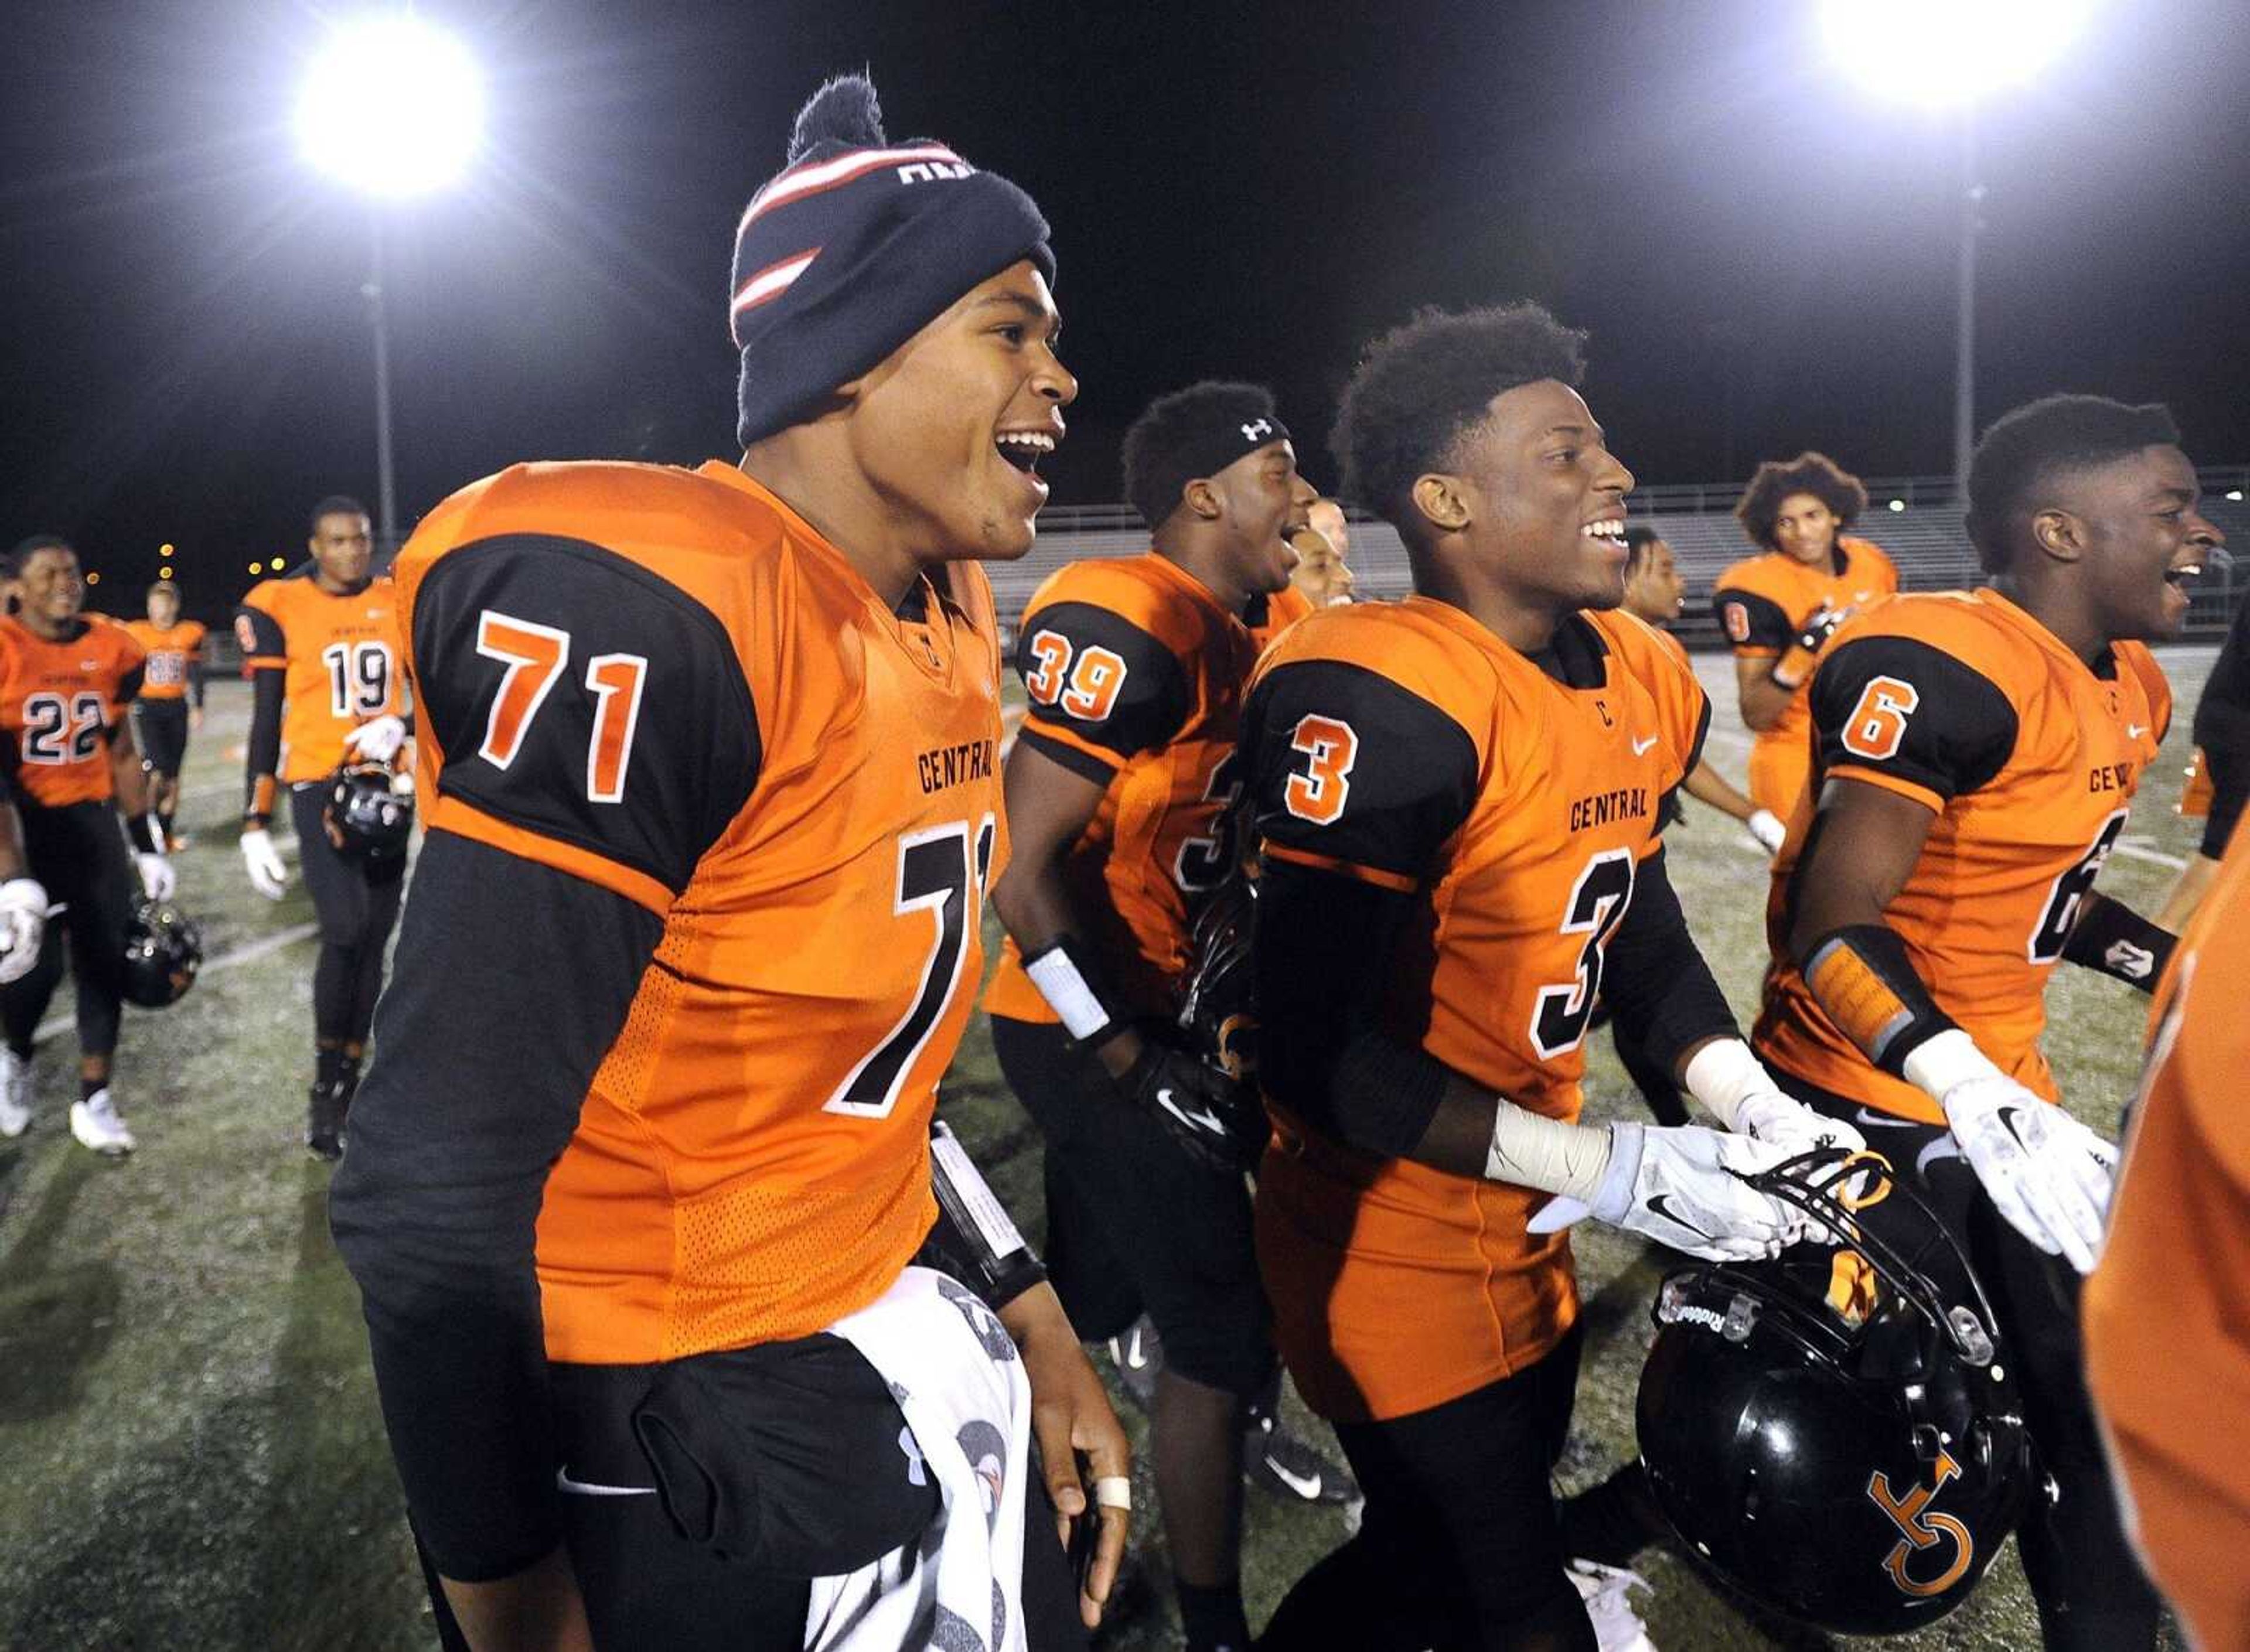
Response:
[1600,845,1740,1078]
[1713,586,1793,653]
[244,669,285,822]
[187,641,206,709]
[329,834,663,1581]
[1808,634,2019,801]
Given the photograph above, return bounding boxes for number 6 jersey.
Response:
[1239,596,1707,1420]
[1754,588,2171,1123]
[387,459,1007,1364]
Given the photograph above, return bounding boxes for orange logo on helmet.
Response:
[1867,1449,1974,1598]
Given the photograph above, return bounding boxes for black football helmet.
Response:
[1635,1151,2033,1637]
[121,898,203,1008]
[1177,871,1257,1082]
[323,762,414,860]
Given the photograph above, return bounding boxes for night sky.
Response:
[4,0,2245,619]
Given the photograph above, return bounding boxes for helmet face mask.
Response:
[121,899,203,1009]
[1635,1152,2033,1636]
[323,762,414,861]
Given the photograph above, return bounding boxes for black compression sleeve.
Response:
[1599,848,1740,1080]
[328,832,662,1582]
[2060,891,2177,994]
[188,651,206,709]
[1256,857,1453,1158]
[244,668,285,822]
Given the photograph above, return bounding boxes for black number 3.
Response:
[1530,849,1638,1058]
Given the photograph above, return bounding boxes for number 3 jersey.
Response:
[983,554,1310,1024]
[236,571,404,782]
[392,459,1007,1365]
[1754,588,2171,1124]
[0,615,145,808]
[1239,597,1709,1421]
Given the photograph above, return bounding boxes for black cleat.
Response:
[1245,1411,1357,1505]
[305,1081,346,1162]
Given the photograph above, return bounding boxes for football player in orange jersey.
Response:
[986,380,1349,1652]
[236,496,412,1159]
[121,579,206,849]
[330,74,1126,1652]
[0,536,176,1155]
[1753,395,2223,1650]
[1712,452,1900,821]
[2086,817,2250,1652]
[1238,305,1845,1652]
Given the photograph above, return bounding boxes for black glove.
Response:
[1770,602,1846,690]
[1112,1034,1264,1174]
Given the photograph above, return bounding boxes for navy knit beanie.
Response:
[730,74,1055,450]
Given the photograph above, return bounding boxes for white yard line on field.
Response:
[2112,839,2189,870]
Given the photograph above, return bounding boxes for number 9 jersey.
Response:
[391,459,1007,1364]
[236,569,404,780]
[1754,588,2171,1123]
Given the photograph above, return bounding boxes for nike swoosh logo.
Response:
[1631,735,1659,755]
[2126,724,2148,738]
[1853,1107,1924,1131]
[1155,1087,1225,1138]
[555,1467,656,1497]
[1121,1328,1152,1369]
[1262,1456,1323,1500]
[1645,1192,1712,1240]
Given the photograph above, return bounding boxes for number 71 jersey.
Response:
[392,459,1007,1364]
[236,571,404,780]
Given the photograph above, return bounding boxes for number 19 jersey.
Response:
[1240,597,1710,1421]
[236,572,404,780]
[1754,589,2171,1123]
[394,459,1007,1365]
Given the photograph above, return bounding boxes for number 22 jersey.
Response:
[391,459,1006,1364]
[1239,596,1709,1422]
[1755,588,2171,1123]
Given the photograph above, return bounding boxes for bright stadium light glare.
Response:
[296,15,483,197]
[1822,0,2091,107]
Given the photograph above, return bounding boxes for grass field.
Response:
[0,648,2212,1650]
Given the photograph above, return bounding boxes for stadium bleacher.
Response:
[1006,470,2250,647]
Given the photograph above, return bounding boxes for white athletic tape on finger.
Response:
[1092,1476,1132,1511]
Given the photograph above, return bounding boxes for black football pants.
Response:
[1783,1069,2163,1651]
[290,783,405,1046]
[1,800,137,1062]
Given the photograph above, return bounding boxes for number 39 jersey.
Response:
[393,459,1007,1364]
[236,571,404,780]
[1240,597,1709,1419]
[983,553,1304,1025]
[0,615,146,808]
[1755,589,2171,1124]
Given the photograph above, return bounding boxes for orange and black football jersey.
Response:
[984,553,1282,1025]
[237,572,404,783]
[1712,537,1898,818]
[394,459,1006,1365]
[121,618,206,702]
[1256,581,1316,647]
[2085,819,2250,1652]
[1239,597,1710,1422]
[0,614,145,808]
[1754,589,2171,1124]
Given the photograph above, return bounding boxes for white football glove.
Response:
[0,878,49,985]
[343,714,407,766]
[1745,808,1788,856]
[1529,1122,1799,1262]
[135,852,176,902]
[1938,1074,2115,1273]
[241,828,289,900]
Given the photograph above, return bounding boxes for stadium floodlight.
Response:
[296,14,483,557]
[1821,0,2091,492]
[296,14,483,198]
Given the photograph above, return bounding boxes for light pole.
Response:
[1820,0,2088,496]
[296,13,483,553]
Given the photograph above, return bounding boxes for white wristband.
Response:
[1484,1099,1614,1202]
[1025,944,1113,1042]
[1682,1036,1769,1131]
[1900,1027,2004,1100]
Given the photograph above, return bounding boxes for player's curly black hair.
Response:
[1965,394,2181,575]
[1623,523,1665,578]
[1732,452,1868,553]
[1120,380,1279,531]
[1328,302,1587,542]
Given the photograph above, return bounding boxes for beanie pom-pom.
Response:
[788,73,885,162]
